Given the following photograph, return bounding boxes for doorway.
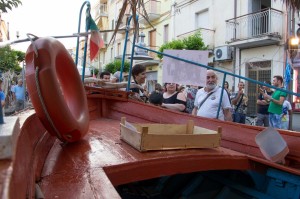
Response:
[246,61,271,116]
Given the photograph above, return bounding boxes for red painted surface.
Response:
[39,119,250,198]
[0,111,55,199]
[93,96,300,170]
[25,37,89,142]
[2,89,300,198]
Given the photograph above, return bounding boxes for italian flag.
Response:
[89,18,104,61]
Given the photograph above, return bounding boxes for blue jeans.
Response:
[256,113,269,127]
[269,113,282,129]
[0,107,4,124]
[233,112,246,124]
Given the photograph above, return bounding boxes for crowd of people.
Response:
[0,64,293,130]
[115,66,291,130]
[0,78,26,124]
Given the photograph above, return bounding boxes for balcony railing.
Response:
[226,8,283,42]
[95,3,108,19]
[116,16,131,30]
[139,0,161,24]
[100,4,108,16]
[177,28,215,49]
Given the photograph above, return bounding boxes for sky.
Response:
[2,0,90,52]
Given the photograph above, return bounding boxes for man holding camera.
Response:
[231,81,248,124]
[257,81,273,127]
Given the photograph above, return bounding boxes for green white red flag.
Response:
[89,17,104,61]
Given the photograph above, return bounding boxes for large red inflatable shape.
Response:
[25,37,89,142]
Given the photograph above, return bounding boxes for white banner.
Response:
[162,50,208,86]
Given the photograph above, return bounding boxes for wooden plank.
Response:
[140,126,149,151]
[186,120,194,134]
[193,126,219,134]
[142,134,221,151]
[120,118,221,151]
[139,124,187,135]
[120,124,142,151]
[121,117,126,125]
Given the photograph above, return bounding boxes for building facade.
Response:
[0,14,9,42]
[92,0,299,114]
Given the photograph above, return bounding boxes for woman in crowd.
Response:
[224,81,232,97]
[185,85,199,114]
[154,83,163,93]
[162,83,186,112]
[131,64,149,102]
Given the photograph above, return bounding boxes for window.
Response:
[103,32,107,44]
[149,30,156,58]
[117,43,121,56]
[164,24,169,43]
[103,52,106,64]
[110,47,114,60]
[111,19,114,29]
[246,61,271,115]
[195,9,209,29]
[126,39,131,55]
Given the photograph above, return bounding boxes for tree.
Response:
[104,60,130,74]
[158,40,184,59]
[0,0,22,13]
[0,45,25,73]
[280,0,300,11]
[158,31,208,59]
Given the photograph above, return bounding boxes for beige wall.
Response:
[0,16,9,42]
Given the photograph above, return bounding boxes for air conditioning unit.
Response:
[214,46,232,61]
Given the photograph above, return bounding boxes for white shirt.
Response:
[194,86,232,120]
[282,100,292,121]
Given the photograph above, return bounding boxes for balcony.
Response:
[177,28,215,50]
[139,0,161,25]
[226,8,283,49]
[96,3,108,18]
[116,15,130,31]
[102,32,108,45]
[94,3,109,29]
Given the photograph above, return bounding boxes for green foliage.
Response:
[0,0,22,12]
[104,60,130,74]
[158,31,208,59]
[158,40,184,59]
[0,46,25,73]
[93,68,99,76]
[183,32,208,51]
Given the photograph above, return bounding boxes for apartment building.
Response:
[93,0,171,91]
[173,0,298,114]
[93,0,299,114]
[0,14,9,42]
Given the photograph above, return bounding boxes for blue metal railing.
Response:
[74,1,299,119]
[136,45,300,97]
[120,15,133,83]
[75,1,91,82]
[123,43,300,119]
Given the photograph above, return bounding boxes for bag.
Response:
[234,93,244,113]
[198,91,214,110]
[232,112,238,122]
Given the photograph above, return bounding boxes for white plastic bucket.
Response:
[255,127,289,163]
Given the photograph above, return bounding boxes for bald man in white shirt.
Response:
[192,70,232,121]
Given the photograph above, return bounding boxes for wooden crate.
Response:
[120,117,221,152]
